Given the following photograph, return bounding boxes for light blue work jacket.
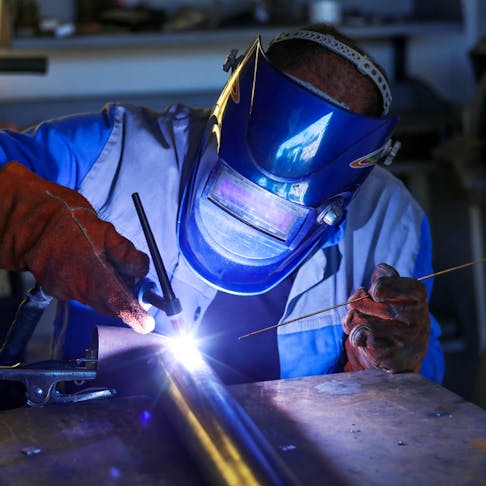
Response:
[0,103,444,382]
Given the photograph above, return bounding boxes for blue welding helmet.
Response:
[177,36,398,295]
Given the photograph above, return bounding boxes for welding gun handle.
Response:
[131,192,176,301]
[144,289,182,317]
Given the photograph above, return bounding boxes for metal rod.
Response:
[238,257,486,340]
[238,295,367,340]
[416,257,486,282]
[95,326,300,485]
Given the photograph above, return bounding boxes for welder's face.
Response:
[177,37,398,295]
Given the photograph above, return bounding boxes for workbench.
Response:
[0,369,484,485]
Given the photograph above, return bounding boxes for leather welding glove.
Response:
[0,161,154,334]
[343,263,430,373]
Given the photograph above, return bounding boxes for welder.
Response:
[0,23,444,385]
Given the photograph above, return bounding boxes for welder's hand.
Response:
[0,161,154,333]
[342,263,430,373]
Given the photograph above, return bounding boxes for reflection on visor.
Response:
[208,164,309,242]
[276,113,332,164]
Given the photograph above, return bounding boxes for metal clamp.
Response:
[0,357,115,407]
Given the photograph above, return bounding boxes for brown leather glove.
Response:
[0,161,154,333]
[343,263,430,373]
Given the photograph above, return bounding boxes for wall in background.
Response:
[3,0,479,115]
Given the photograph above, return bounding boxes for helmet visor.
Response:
[208,162,310,243]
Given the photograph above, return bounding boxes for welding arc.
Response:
[238,257,486,339]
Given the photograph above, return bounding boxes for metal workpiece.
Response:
[95,326,299,486]
[158,340,299,486]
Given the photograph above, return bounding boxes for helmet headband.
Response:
[269,30,392,115]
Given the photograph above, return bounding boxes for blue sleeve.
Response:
[0,104,116,189]
[413,215,445,384]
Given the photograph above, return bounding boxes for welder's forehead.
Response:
[287,63,377,116]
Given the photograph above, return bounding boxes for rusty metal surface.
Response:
[229,370,486,485]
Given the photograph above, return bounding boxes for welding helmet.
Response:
[177,33,399,295]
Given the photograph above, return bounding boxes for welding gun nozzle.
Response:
[139,286,185,333]
[169,313,186,334]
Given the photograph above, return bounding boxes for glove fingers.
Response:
[345,286,399,323]
[82,224,154,333]
[73,213,154,332]
[60,198,149,280]
[345,305,429,370]
[371,276,427,304]
[369,263,427,305]
[94,279,155,334]
[372,277,428,324]
[343,263,430,374]
[84,223,154,333]
[370,262,399,286]
[104,223,150,278]
[348,324,372,347]
[345,287,397,329]
[32,213,154,334]
[345,309,410,346]
[77,260,155,334]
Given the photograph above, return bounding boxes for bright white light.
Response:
[168,334,205,371]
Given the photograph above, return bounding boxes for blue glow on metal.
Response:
[140,409,152,425]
